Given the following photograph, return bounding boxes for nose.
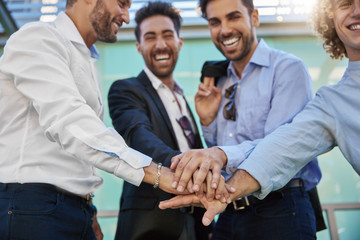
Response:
[352,1,360,17]
[119,7,130,24]
[220,21,232,37]
[155,38,167,49]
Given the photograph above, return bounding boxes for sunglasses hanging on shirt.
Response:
[223,82,238,121]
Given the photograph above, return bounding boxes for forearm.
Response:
[143,161,158,185]
[144,161,188,195]
[226,169,261,201]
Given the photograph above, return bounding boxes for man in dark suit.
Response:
[108,2,213,240]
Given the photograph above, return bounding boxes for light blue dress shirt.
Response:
[241,60,360,199]
[202,39,321,191]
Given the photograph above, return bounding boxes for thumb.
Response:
[202,208,217,226]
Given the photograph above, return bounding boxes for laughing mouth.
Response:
[155,54,170,61]
[349,24,360,30]
[222,37,240,47]
[112,22,122,30]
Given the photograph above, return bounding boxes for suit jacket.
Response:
[108,71,211,240]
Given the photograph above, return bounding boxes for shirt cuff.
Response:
[217,145,246,174]
[238,160,273,200]
[114,148,151,186]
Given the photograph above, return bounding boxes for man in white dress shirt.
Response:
[0,0,184,239]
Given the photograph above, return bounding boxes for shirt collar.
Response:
[144,66,183,94]
[54,12,99,60]
[348,60,360,70]
[227,38,270,78]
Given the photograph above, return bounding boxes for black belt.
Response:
[228,178,304,211]
[180,206,194,214]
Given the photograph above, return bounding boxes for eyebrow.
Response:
[208,10,242,22]
[143,29,175,36]
[121,0,130,7]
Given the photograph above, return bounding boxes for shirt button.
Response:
[128,173,134,178]
[229,133,233,137]
[231,168,236,173]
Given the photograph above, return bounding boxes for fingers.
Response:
[186,178,194,193]
[215,175,226,203]
[210,163,222,189]
[203,76,215,88]
[192,160,211,192]
[225,183,236,194]
[170,153,183,170]
[205,171,215,201]
[172,152,198,191]
[159,194,200,210]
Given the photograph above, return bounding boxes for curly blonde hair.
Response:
[312,0,347,59]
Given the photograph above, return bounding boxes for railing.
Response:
[97,202,360,240]
[321,203,360,240]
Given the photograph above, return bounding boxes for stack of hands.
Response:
[157,147,260,226]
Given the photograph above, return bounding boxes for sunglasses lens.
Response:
[223,83,238,121]
[223,101,236,121]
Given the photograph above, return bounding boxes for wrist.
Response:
[214,147,228,166]
[143,161,158,185]
[153,163,162,189]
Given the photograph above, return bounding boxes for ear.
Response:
[178,36,184,51]
[136,41,142,55]
[251,9,259,28]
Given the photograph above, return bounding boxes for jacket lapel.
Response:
[136,71,180,150]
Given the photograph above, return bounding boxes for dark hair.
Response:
[134,1,182,42]
[66,0,77,8]
[199,0,254,18]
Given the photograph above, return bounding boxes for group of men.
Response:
[0,0,359,240]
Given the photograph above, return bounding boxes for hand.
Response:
[186,170,234,203]
[170,147,227,193]
[143,161,189,195]
[92,214,103,240]
[195,77,222,126]
[159,194,227,226]
[159,165,189,195]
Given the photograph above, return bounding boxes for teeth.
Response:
[223,38,239,46]
[155,54,170,61]
[350,24,360,30]
[113,22,120,29]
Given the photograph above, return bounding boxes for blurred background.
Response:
[1,0,359,239]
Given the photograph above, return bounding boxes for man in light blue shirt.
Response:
[169,0,323,239]
[160,0,360,231]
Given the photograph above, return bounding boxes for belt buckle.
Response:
[188,206,194,214]
[180,206,194,214]
[233,197,250,210]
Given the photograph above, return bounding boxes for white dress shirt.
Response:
[0,12,151,196]
[144,66,196,152]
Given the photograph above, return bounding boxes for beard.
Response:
[217,26,255,62]
[145,50,178,79]
[90,0,116,43]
